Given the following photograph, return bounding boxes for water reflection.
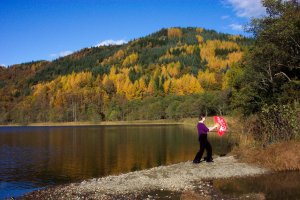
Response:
[0,125,233,198]
[214,171,300,200]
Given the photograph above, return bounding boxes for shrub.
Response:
[250,104,300,146]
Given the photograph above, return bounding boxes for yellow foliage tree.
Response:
[147,78,156,95]
[114,49,125,60]
[159,51,174,61]
[153,65,161,79]
[196,28,204,33]
[185,45,196,54]
[137,77,147,97]
[161,65,169,79]
[167,28,183,38]
[200,40,243,71]
[51,89,65,108]
[163,79,172,94]
[59,71,93,91]
[197,70,217,90]
[102,49,126,65]
[167,62,181,78]
[170,74,203,95]
[115,73,127,95]
[108,66,117,81]
[134,65,143,73]
[120,67,130,76]
[122,53,138,67]
[228,35,242,41]
[123,78,135,100]
[196,35,204,44]
[102,74,115,95]
[130,78,147,99]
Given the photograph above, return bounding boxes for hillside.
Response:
[0,27,253,124]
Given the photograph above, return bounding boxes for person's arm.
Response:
[208,124,218,131]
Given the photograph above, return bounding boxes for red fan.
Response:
[213,116,227,136]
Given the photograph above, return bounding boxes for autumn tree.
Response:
[200,40,243,71]
[197,69,218,91]
[168,28,183,38]
[122,53,139,67]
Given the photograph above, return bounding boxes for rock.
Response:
[237,193,266,200]
[180,191,212,200]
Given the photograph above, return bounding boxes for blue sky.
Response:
[0,0,266,66]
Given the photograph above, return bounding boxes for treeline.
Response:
[7,70,230,123]
[10,91,230,123]
[121,92,229,121]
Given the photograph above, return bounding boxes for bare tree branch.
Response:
[289,36,300,49]
[274,72,292,81]
[268,61,273,83]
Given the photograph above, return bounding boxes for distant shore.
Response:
[0,119,183,127]
[0,117,223,127]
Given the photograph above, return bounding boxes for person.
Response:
[193,114,218,163]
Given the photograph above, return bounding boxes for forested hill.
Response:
[0,27,253,123]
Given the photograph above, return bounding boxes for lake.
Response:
[214,171,300,200]
[0,124,233,199]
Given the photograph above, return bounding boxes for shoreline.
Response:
[0,117,222,128]
[0,119,183,127]
[21,156,269,200]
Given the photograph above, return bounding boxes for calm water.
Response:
[0,125,233,199]
[214,171,300,200]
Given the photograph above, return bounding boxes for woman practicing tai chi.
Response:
[193,114,218,163]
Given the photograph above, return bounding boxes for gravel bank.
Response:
[22,156,269,199]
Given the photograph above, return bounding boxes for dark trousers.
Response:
[193,134,212,162]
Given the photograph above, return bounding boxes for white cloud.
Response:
[50,50,73,58]
[221,15,230,20]
[229,23,243,31]
[0,64,7,67]
[59,51,73,57]
[223,0,266,18]
[96,39,127,47]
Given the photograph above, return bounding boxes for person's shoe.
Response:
[206,158,214,162]
[193,160,201,164]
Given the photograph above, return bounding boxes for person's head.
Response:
[199,114,206,122]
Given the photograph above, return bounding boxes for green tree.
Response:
[231,0,300,114]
